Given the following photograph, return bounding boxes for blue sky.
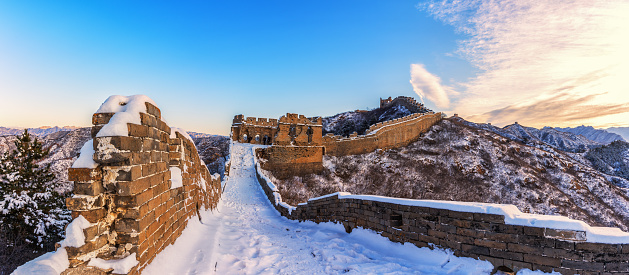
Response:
[1,1,627,135]
[0,1,471,135]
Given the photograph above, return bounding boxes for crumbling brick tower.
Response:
[231,114,278,145]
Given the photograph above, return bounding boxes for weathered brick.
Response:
[605,262,629,272]
[140,112,157,127]
[545,228,586,241]
[68,168,102,182]
[474,239,507,250]
[523,254,561,267]
[92,112,114,125]
[91,125,103,138]
[128,123,149,137]
[448,210,474,220]
[508,243,543,254]
[543,247,583,261]
[518,234,555,247]
[522,226,545,236]
[461,244,490,256]
[145,102,161,118]
[555,240,575,250]
[575,242,620,254]
[457,227,485,238]
[71,208,107,223]
[115,218,140,233]
[489,249,523,261]
[94,136,142,151]
[473,213,504,223]
[105,165,142,182]
[561,259,604,271]
[66,195,104,211]
[484,232,517,243]
[117,177,151,196]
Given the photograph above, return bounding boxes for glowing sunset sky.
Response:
[0,0,627,135]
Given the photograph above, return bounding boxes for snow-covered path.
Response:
[142,143,497,275]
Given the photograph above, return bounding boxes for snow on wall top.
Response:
[170,127,193,141]
[71,139,97,169]
[304,192,629,244]
[95,95,161,137]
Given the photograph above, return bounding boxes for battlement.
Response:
[279,113,322,125]
[234,96,441,177]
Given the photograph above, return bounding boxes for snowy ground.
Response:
[142,143,550,275]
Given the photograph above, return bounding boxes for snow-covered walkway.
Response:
[142,143,499,274]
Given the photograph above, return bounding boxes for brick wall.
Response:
[256,146,324,179]
[255,165,629,274]
[63,101,222,274]
[231,115,278,145]
[323,112,442,156]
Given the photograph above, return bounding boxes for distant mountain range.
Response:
[0,126,82,138]
[606,127,629,142]
[554,125,625,144]
[455,120,601,153]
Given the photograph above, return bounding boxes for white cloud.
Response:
[420,0,629,128]
[409,64,451,109]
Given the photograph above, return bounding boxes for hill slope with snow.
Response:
[322,97,432,137]
[274,118,629,231]
[0,126,82,138]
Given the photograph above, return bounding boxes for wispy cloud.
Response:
[410,64,452,109]
[467,92,629,127]
[420,0,629,127]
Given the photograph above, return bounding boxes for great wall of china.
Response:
[59,99,222,274]
[22,95,629,274]
[233,96,442,179]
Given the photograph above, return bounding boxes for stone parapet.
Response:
[254,164,629,274]
[323,112,442,156]
[64,99,222,274]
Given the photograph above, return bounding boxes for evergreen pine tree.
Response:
[0,130,70,249]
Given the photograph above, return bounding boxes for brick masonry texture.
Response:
[233,97,443,179]
[254,163,629,274]
[62,102,222,275]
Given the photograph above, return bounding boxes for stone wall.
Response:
[64,101,221,274]
[255,165,629,274]
[323,112,442,156]
[256,146,324,179]
[231,114,278,145]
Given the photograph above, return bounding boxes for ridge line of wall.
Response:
[252,154,629,274]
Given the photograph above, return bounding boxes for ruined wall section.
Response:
[380,96,431,113]
[231,114,277,145]
[256,146,324,179]
[323,112,442,156]
[274,113,322,146]
[254,113,324,179]
[65,102,221,274]
[254,164,629,274]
